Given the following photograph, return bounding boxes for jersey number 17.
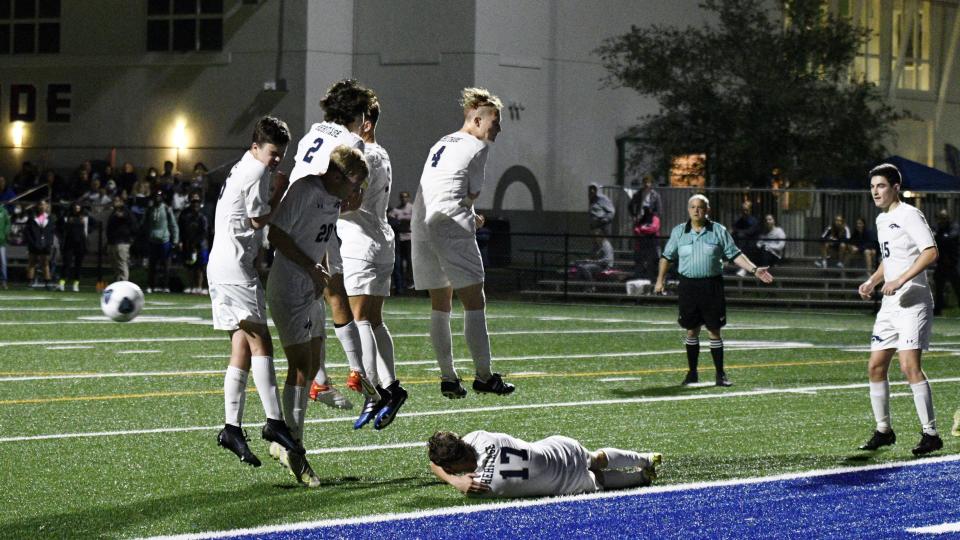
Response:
[499,447,530,479]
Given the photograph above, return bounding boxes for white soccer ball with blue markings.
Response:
[101,281,145,322]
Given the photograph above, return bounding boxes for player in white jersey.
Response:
[411,87,515,399]
[266,145,369,487]
[428,431,662,498]
[288,79,378,410]
[326,100,410,430]
[856,163,943,456]
[208,116,303,467]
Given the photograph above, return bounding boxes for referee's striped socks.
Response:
[709,338,724,372]
[684,336,699,373]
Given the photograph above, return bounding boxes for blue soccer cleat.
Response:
[373,381,408,430]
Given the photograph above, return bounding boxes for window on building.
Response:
[840,0,882,84]
[892,0,931,91]
[0,0,60,54]
[146,0,223,52]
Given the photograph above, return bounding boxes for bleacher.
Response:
[517,248,887,309]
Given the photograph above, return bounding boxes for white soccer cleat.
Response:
[269,441,290,468]
[311,383,354,410]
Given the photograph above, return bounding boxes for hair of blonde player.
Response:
[329,145,369,182]
[460,87,502,115]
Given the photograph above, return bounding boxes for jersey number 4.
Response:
[499,447,530,479]
[302,137,324,163]
[315,223,335,243]
[430,146,446,168]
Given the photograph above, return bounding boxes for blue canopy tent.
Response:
[882,156,960,191]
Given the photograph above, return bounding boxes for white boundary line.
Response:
[907,521,960,534]
[143,453,960,540]
[4,377,960,444]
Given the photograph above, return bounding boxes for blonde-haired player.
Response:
[411,87,514,398]
[857,163,943,456]
[210,116,303,467]
[267,145,368,487]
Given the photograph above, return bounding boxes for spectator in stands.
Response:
[13,161,39,196]
[117,162,138,196]
[0,176,15,206]
[933,209,960,316]
[573,230,614,286]
[388,190,414,294]
[43,170,68,203]
[632,204,660,281]
[189,162,209,198]
[131,172,152,211]
[655,194,774,387]
[816,214,851,268]
[142,189,179,293]
[0,202,9,289]
[106,196,137,282]
[627,175,661,218]
[82,178,111,209]
[157,160,178,197]
[751,214,786,271]
[58,202,89,292]
[732,201,761,261]
[848,216,879,274]
[178,193,210,294]
[588,183,615,236]
[8,204,27,246]
[171,182,189,216]
[24,200,55,287]
[70,168,92,201]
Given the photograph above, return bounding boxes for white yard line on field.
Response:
[3,377,960,444]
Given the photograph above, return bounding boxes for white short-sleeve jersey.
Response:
[876,202,936,307]
[207,151,271,284]
[289,122,364,184]
[464,430,599,498]
[337,142,395,264]
[411,132,489,238]
[269,176,341,285]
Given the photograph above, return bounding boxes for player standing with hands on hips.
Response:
[654,194,774,387]
[857,163,943,456]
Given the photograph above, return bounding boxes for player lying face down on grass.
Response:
[655,194,774,388]
[265,145,369,487]
[427,431,661,498]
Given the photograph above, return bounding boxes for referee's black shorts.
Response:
[677,275,726,330]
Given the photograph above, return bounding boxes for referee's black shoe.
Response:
[681,371,698,386]
[716,372,733,387]
[911,432,943,456]
[859,429,896,451]
[218,425,262,467]
[473,373,515,395]
[262,418,305,455]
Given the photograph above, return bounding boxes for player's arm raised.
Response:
[428,462,489,496]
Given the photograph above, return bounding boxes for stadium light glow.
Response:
[10,121,25,148]
[171,118,190,150]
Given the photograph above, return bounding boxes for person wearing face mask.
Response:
[106,196,137,282]
[207,115,302,470]
[24,200,55,288]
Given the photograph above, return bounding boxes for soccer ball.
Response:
[101,281,145,322]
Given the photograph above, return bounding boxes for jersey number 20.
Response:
[499,447,530,479]
[303,137,324,163]
[315,223,335,243]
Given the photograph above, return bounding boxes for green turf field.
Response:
[0,290,958,538]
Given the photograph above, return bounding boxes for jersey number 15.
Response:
[499,447,530,480]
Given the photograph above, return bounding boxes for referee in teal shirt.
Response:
[655,194,774,387]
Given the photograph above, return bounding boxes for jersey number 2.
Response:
[430,146,446,168]
[303,137,324,163]
[499,446,530,479]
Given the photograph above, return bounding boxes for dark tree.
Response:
[597,0,908,187]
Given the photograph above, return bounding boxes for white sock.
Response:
[910,380,937,435]
[374,323,397,386]
[598,469,649,490]
[463,309,493,381]
[356,320,380,386]
[224,366,248,427]
[335,321,364,373]
[598,448,645,469]
[431,310,457,381]
[314,339,329,385]
[869,380,891,433]
[250,355,282,421]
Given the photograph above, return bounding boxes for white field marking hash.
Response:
[143,453,960,540]
[4,376,960,444]
[45,345,94,350]
[907,521,960,534]
[599,377,643,382]
[116,350,163,354]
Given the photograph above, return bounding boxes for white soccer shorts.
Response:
[538,435,600,495]
[209,281,267,331]
[343,257,393,297]
[266,273,326,346]
[412,217,484,291]
[326,243,343,276]
[870,300,932,352]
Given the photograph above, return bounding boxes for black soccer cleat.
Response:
[440,378,467,399]
[473,373,515,395]
[911,432,944,457]
[716,372,732,387]
[681,371,699,386]
[859,429,896,451]
[374,381,408,430]
[218,425,262,467]
[261,418,305,455]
